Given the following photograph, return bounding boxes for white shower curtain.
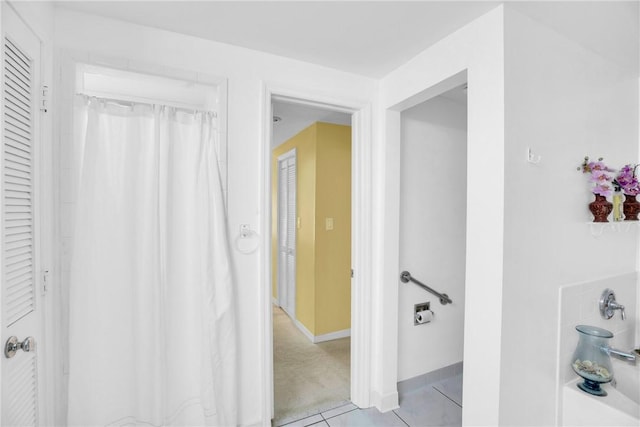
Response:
[67,97,236,426]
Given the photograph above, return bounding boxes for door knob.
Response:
[4,336,36,358]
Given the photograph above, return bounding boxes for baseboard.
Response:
[371,389,399,413]
[293,318,315,342]
[313,328,351,343]
[397,361,464,395]
[292,319,351,344]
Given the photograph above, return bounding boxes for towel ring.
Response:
[235,228,260,254]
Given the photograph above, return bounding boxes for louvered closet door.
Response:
[277,150,296,318]
[1,5,42,426]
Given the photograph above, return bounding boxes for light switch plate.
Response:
[325,217,334,230]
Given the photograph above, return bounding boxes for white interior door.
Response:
[1,5,43,426]
[277,150,296,318]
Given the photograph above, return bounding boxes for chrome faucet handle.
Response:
[608,301,626,320]
[599,289,626,320]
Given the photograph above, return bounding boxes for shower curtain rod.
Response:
[76,92,218,117]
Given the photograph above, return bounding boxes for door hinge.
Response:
[351,269,354,278]
[40,84,49,113]
[41,269,50,295]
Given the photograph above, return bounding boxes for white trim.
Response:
[349,104,373,409]
[292,318,314,342]
[76,63,220,113]
[291,320,350,344]
[260,84,274,423]
[261,82,373,424]
[375,391,402,414]
[276,149,296,162]
[314,328,351,343]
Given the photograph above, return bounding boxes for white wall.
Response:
[377,6,505,424]
[398,95,466,381]
[53,9,376,426]
[509,1,639,75]
[500,6,639,426]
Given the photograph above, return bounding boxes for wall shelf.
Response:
[588,221,640,236]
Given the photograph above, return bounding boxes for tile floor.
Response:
[276,374,463,427]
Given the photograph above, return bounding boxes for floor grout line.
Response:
[276,413,321,427]
[392,409,411,427]
[433,386,463,409]
[321,407,358,422]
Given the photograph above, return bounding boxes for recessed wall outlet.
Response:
[414,302,430,326]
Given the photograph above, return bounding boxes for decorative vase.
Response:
[623,194,640,221]
[571,325,614,397]
[589,194,612,223]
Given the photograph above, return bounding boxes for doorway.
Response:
[397,83,467,404]
[270,100,353,424]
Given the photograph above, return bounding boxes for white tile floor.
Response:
[277,374,463,427]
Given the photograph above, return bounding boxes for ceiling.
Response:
[54,1,501,78]
[54,1,638,145]
[54,1,639,78]
[272,101,351,148]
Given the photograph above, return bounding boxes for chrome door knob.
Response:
[4,336,36,358]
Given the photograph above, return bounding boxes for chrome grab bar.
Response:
[400,271,453,305]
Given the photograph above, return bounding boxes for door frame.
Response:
[261,83,373,421]
[275,148,296,318]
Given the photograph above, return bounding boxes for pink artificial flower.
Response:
[587,161,608,172]
[616,164,639,195]
[621,164,634,173]
[624,185,640,196]
[617,176,634,187]
[593,184,613,197]
[589,169,613,184]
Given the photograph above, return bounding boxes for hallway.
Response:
[273,306,351,425]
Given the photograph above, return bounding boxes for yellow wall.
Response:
[271,122,351,337]
[314,123,352,335]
